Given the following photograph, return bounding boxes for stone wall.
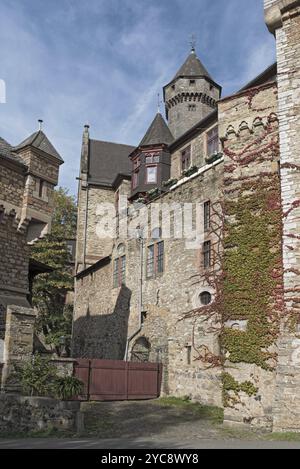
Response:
[0,212,29,295]
[73,160,224,406]
[165,77,219,139]
[219,82,281,430]
[0,394,82,434]
[0,161,25,209]
[265,0,300,432]
[170,121,219,180]
[1,305,36,391]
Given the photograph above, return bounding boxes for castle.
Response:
[0,127,63,368]
[73,0,300,431]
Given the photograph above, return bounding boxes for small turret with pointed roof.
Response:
[163,45,221,139]
[129,111,174,199]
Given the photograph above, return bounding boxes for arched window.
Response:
[131,337,151,362]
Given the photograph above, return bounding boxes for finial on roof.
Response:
[189,33,196,53]
[38,119,43,131]
[157,93,161,114]
[84,124,90,130]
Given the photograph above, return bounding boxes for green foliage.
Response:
[52,376,83,401]
[222,373,258,407]
[182,165,198,178]
[16,355,83,400]
[17,355,57,397]
[31,187,77,355]
[221,179,282,370]
[162,178,178,188]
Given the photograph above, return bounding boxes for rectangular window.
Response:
[181,146,191,172]
[147,242,164,278]
[204,201,211,232]
[113,256,126,288]
[146,165,157,184]
[120,255,126,284]
[188,104,196,111]
[113,258,119,288]
[207,126,219,157]
[186,346,192,365]
[157,241,164,274]
[203,241,211,269]
[147,245,155,278]
[39,179,44,198]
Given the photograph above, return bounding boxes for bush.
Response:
[53,376,83,400]
[16,354,83,400]
[17,355,57,397]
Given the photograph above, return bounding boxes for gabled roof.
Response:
[173,49,212,81]
[0,137,26,167]
[88,140,135,186]
[139,113,174,147]
[13,130,63,163]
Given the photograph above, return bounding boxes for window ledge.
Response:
[169,154,224,192]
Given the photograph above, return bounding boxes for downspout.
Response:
[83,182,89,270]
[124,232,144,361]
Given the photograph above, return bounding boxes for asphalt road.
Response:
[0,437,299,449]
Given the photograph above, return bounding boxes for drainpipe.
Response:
[124,230,144,361]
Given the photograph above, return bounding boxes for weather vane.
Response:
[189,33,196,52]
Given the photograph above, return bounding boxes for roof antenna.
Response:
[189,33,196,53]
[38,119,43,131]
[157,93,161,114]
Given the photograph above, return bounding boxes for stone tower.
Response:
[264,0,300,432]
[163,47,222,140]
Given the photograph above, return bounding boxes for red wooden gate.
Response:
[73,359,163,401]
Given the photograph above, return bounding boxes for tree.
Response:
[31,187,77,355]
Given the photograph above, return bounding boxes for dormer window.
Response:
[146,166,157,184]
[189,80,196,86]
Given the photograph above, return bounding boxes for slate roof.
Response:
[88,140,135,186]
[172,49,212,81]
[0,137,26,166]
[139,113,174,147]
[13,130,63,163]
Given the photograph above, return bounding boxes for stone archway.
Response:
[131,337,151,362]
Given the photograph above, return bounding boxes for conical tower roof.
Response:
[139,113,174,147]
[173,48,212,81]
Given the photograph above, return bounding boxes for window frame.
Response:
[181,145,191,172]
[113,255,126,288]
[203,240,211,269]
[146,240,164,279]
[206,126,219,157]
[145,164,158,185]
[204,200,211,232]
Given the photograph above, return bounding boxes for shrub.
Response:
[53,376,83,400]
[17,355,57,397]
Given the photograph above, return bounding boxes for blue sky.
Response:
[0,0,276,195]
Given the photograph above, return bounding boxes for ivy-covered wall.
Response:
[219,83,283,429]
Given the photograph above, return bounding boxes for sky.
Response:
[0,0,276,195]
